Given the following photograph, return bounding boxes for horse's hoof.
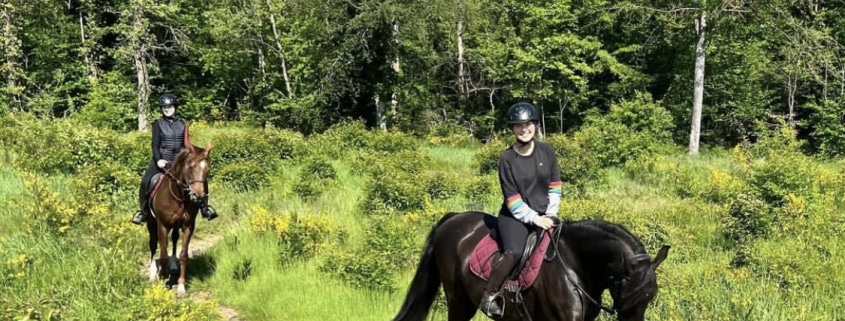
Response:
[176,284,186,296]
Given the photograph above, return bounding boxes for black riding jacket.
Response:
[152,117,185,163]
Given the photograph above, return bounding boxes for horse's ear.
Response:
[651,245,671,270]
[183,121,193,148]
[204,142,213,157]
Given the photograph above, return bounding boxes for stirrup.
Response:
[479,292,504,318]
[130,211,146,225]
[202,205,219,221]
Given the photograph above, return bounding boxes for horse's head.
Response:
[607,245,670,321]
[186,142,213,202]
[559,220,670,321]
[170,122,213,204]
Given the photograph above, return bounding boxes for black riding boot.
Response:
[479,251,516,318]
[132,189,148,225]
[200,195,218,221]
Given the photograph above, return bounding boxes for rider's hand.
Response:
[156,159,168,169]
[536,216,555,230]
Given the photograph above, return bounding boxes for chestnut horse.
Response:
[392,211,670,321]
[145,123,213,295]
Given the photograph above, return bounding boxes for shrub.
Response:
[575,92,674,167]
[544,134,602,195]
[129,283,220,320]
[748,152,819,206]
[318,250,396,292]
[721,193,773,248]
[421,172,461,200]
[305,121,372,158]
[361,171,428,213]
[247,205,343,263]
[292,157,337,201]
[214,160,272,192]
[472,138,508,175]
[211,128,299,169]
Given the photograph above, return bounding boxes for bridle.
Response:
[162,158,208,205]
[547,223,652,321]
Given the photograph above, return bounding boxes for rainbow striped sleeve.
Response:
[506,194,526,213]
[549,180,562,195]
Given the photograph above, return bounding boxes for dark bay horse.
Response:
[145,123,213,296]
[392,211,670,321]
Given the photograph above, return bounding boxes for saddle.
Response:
[142,173,166,219]
[489,226,557,282]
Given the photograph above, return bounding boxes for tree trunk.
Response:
[376,95,386,131]
[265,0,292,98]
[689,9,706,155]
[257,34,266,78]
[79,10,98,84]
[1,3,21,112]
[457,19,466,98]
[134,48,150,131]
[787,73,797,127]
[390,20,400,125]
[131,4,150,131]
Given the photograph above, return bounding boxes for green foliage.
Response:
[543,134,602,195]
[306,121,373,159]
[472,137,508,175]
[361,172,427,213]
[292,157,337,201]
[421,171,461,200]
[318,250,396,292]
[75,71,137,132]
[214,160,272,192]
[211,128,300,169]
[722,193,773,249]
[576,92,674,167]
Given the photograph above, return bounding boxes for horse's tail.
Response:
[392,212,458,321]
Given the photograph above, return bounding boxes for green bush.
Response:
[544,134,602,195]
[721,193,773,248]
[211,128,296,169]
[575,92,674,167]
[368,129,420,155]
[318,250,396,292]
[748,152,819,206]
[214,160,272,192]
[472,138,508,175]
[305,121,373,158]
[421,171,461,200]
[351,149,431,178]
[361,170,427,213]
[299,157,337,181]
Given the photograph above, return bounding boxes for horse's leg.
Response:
[170,227,179,270]
[444,282,477,321]
[146,217,158,281]
[176,222,194,296]
[158,222,169,280]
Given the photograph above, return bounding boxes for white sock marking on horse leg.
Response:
[148,261,157,281]
[176,283,186,295]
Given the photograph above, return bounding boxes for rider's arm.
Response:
[151,120,162,162]
[499,156,542,226]
[545,146,561,218]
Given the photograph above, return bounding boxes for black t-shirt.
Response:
[497,141,561,220]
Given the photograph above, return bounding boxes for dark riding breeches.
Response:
[497,213,531,263]
[141,161,160,194]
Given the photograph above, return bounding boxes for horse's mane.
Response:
[560,219,656,310]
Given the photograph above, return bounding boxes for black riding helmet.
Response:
[159,94,177,108]
[506,102,539,125]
